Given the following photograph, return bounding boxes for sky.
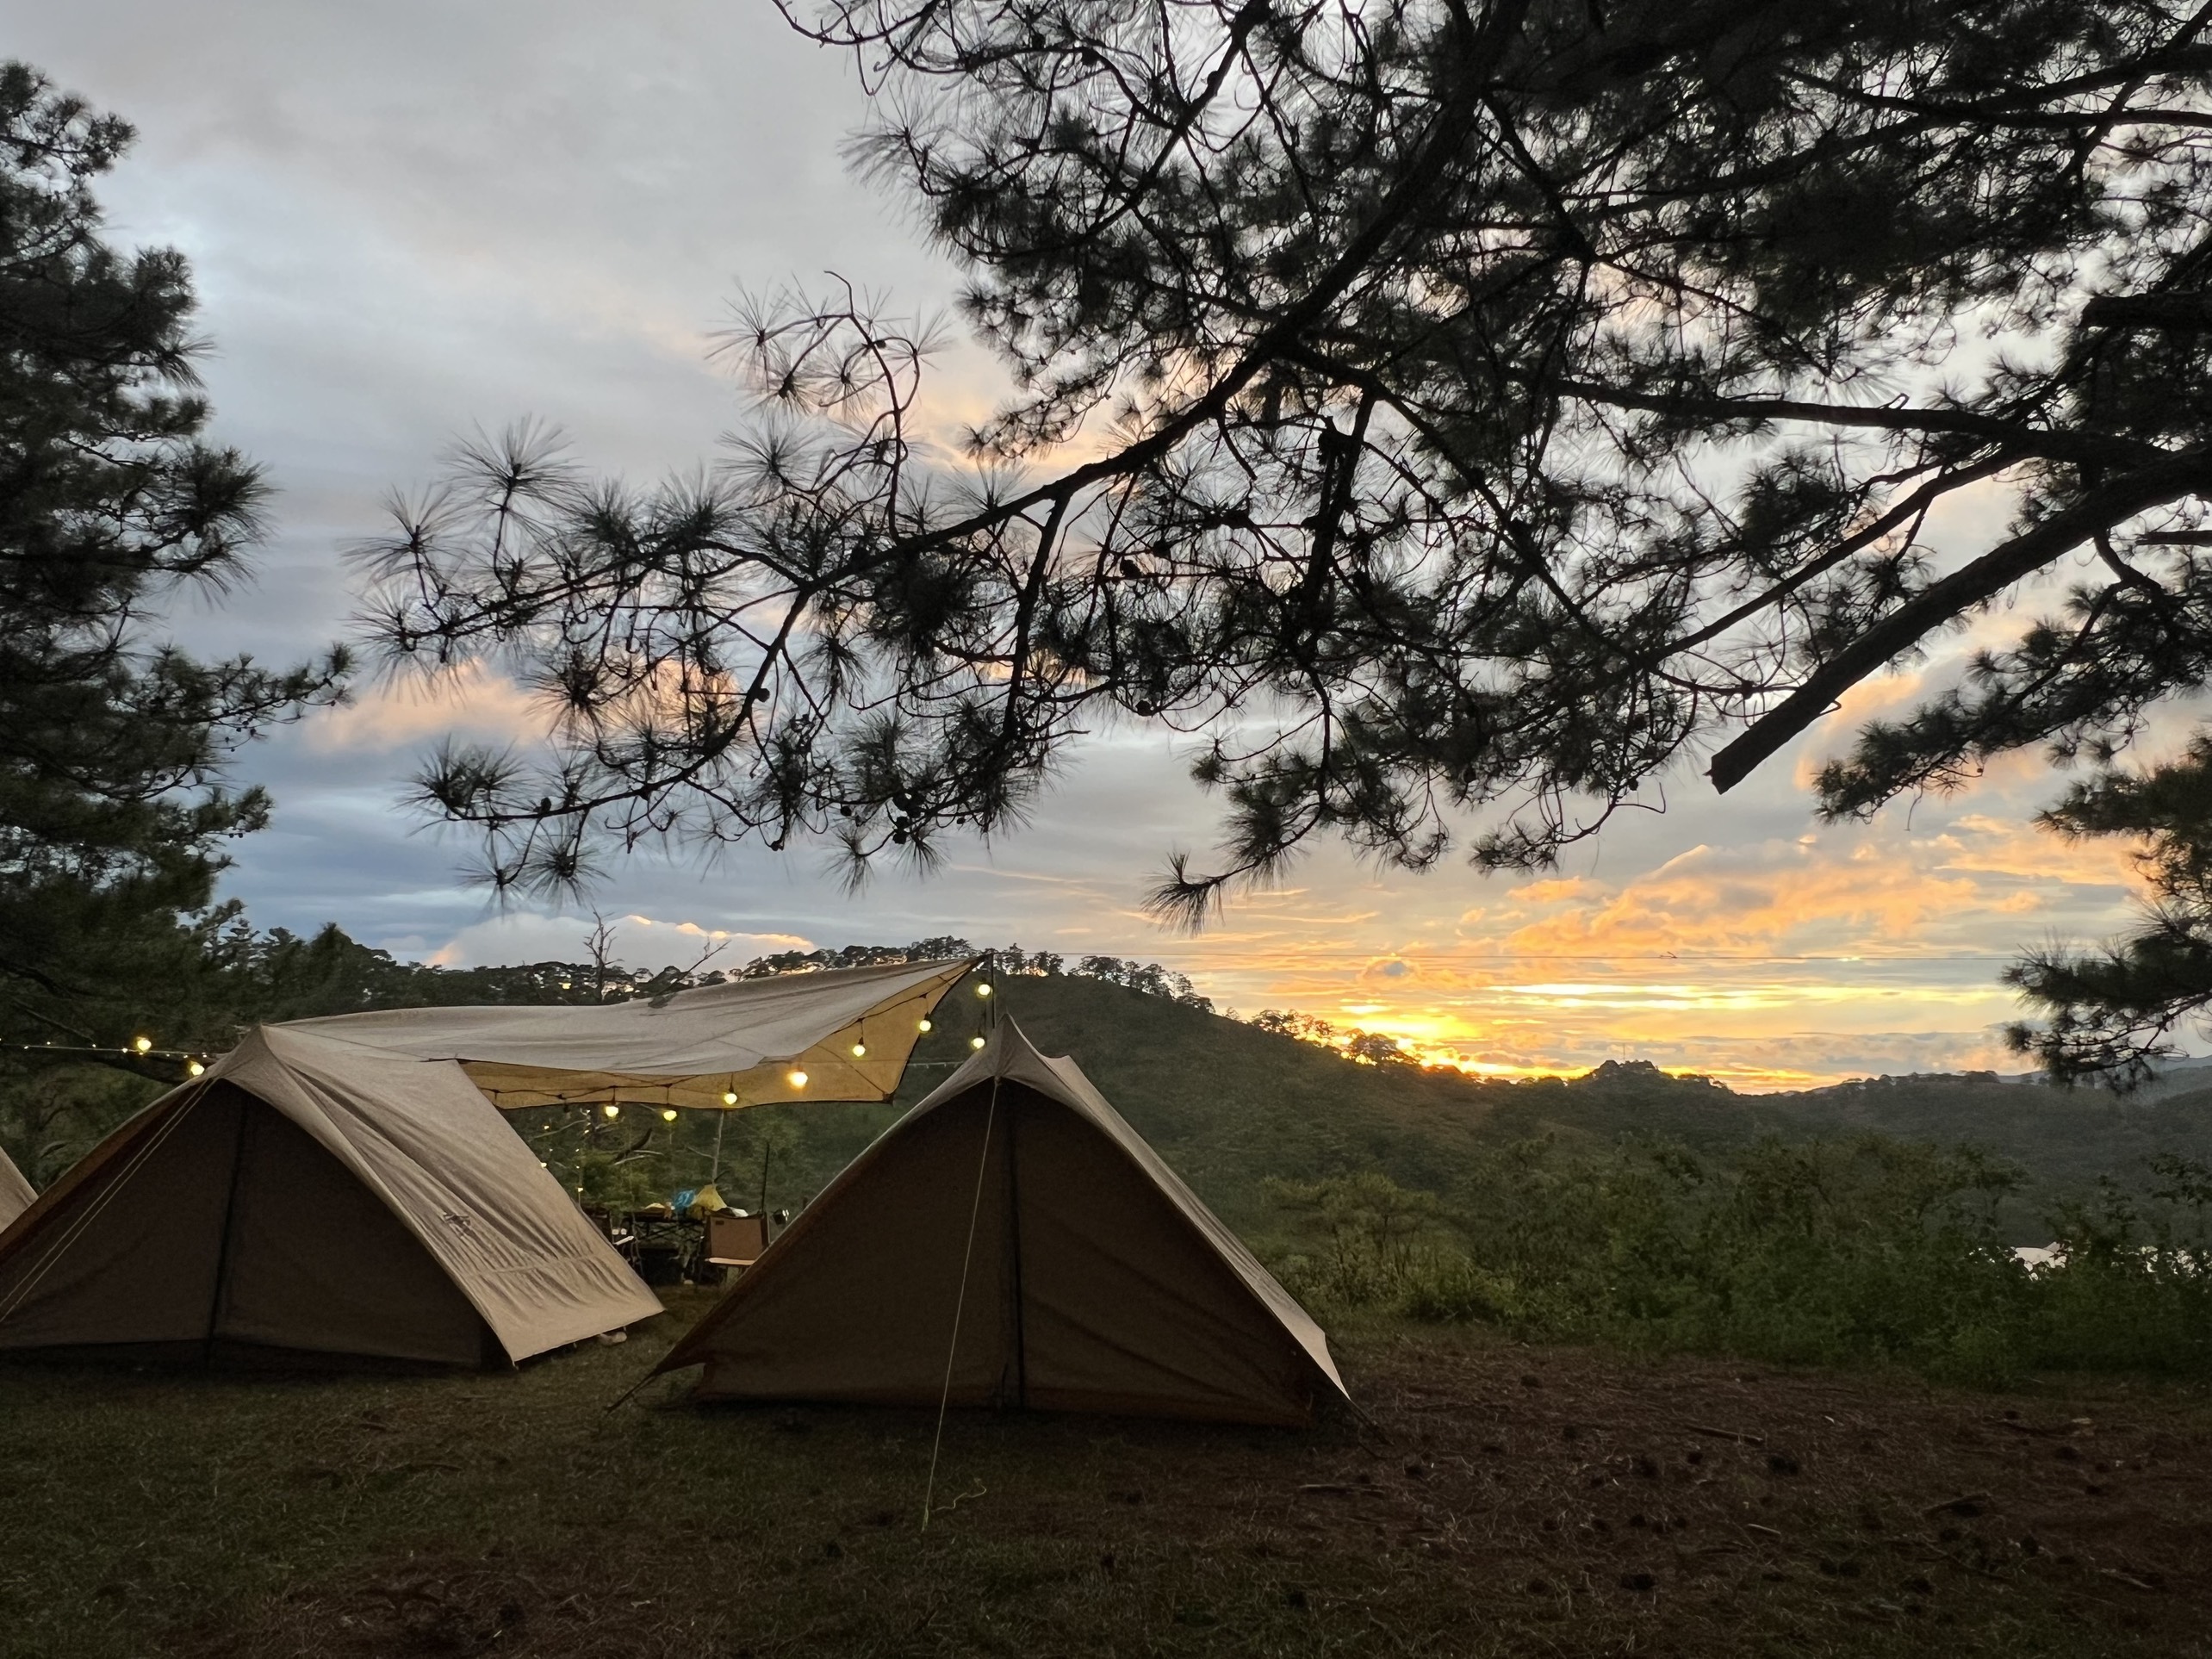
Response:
[9,2,2176,1088]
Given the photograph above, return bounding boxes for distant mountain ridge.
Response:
[853,975,2212,1243]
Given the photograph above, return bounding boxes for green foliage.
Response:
[1269,1141,2212,1386]
[2007,735,2212,1084]
[1260,1171,1454,1306]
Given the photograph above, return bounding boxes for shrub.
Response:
[1264,1140,2212,1385]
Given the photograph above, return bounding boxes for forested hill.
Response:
[15,932,2210,1233]
[884,974,2212,1235]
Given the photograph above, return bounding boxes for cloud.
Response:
[305,663,544,755]
[1462,811,2127,965]
[428,912,814,972]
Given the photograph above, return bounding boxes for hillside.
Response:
[24,954,2192,1240]
[707,973,2212,1240]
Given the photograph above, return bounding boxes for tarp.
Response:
[281,957,977,1109]
[654,1020,1350,1426]
[0,1146,31,1231]
[0,1024,662,1367]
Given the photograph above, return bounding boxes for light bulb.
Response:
[787,1070,808,1090]
[976,983,992,998]
[602,1103,621,1120]
[970,1035,987,1050]
[133,1036,152,1054]
[916,1018,932,1033]
[722,1090,738,1106]
[186,1059,205,1077]
[851,1041,867,1058]
[660,1109,678,1122]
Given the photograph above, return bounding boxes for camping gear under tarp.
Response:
[0,1024,661,1367]
[279,957,977,1109]
[653,1021,1350,1426]
[0,1146,31,1231]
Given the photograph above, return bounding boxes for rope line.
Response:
[922,1068,1000,1532]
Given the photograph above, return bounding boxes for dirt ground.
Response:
[4,1311,2209,1657]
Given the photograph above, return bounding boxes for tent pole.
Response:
[710,1110,726,1184]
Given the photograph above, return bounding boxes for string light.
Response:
[132,1036,152,1054]
[916,1018,932,1033]
[976,983,992,998]
[970,1035,987,1050]
[851,1041,867,1058]
[722,1090,739,1106]
[602,1103,621,1120]
[186,1059,204,1078]
[787,1070,809,1090]
[660,1108,678,1122]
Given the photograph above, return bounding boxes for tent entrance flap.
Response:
[0,1084,493,1366]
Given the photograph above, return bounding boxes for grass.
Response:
[3,1293,2209,1657]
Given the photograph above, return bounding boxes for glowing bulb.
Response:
[787,1070,808,1090]
[970,1035,987,1050]
[976,983,992,998]
[186,1059,204,1078]
[602,1103,621,1120]
[722,1090,738,1106]
[851,1042,867,1058]
[660,1109,678,1122]
[916,1018,932,1033]
[132,1036,152,1054]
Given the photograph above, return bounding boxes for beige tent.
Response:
[654,1021,1350,1426]
[281,957,976,1110]
[0,1024,662,1368]
[0,1146,31,1232]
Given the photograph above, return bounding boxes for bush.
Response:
[1264,1140,2212,1385]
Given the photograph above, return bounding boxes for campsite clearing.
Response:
[2,1301,2208,1658]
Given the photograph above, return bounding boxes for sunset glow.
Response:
[27,6,2166,1096]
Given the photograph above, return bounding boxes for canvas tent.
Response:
[0,1024,662,1367]
[653,1021,1351,1426]
[0,1146,31,1232]
[279,957,977,1110]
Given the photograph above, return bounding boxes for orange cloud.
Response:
[307,661,542,754]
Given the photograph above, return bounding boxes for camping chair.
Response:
[702,1212,769,1282]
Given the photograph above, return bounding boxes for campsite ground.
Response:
[1,1296,2208,1659]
